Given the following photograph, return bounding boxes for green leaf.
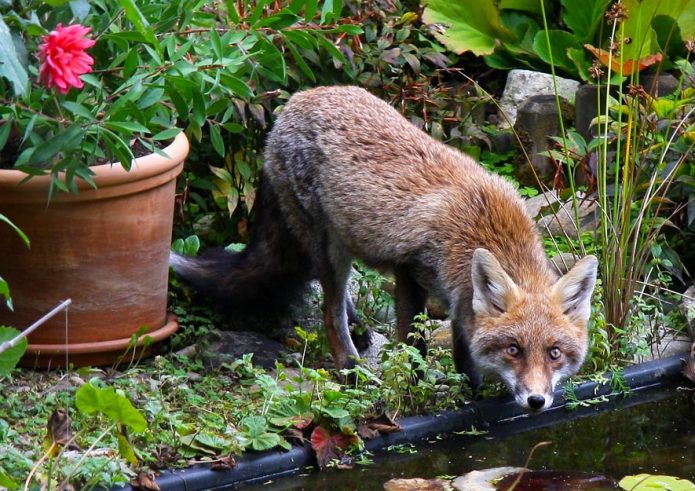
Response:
[0,278,11,311]
[75,383,147,433]
[499,0,545,15]
[61,101,94,120]
[320,0,342,23]
[117,0,160,53]
[210,27,223,62]
[422,0,515,56]
[237,416,281,451]
[320,406,350,419]
[0,214,29,248]
[152,128,182,141]
[561,0,611,42]
[285,38,316,82]
[117,433,138,464]
[532,29,582,76]
[254,37,287,84]
[105,121,150,134]
[0,469,18,489]
[183,235,200,256]
[28,125,84,165]
[209,123,225,157]
[0,16,28,95]
[619,474,695,490]
[620,0,693,60]
[69,0,91,20]
[0,326,27,376]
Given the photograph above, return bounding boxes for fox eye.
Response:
[506,344,521,357]
[549,347,562,360]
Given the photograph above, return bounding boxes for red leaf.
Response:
[584,44,663,76]
[309,426,357,469]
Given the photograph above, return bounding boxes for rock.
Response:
[525,190,560,218]
[646,334,692,361]
[499,69,579,126]
[429,320,452,349]
[575,83,615,140]
[681,285,695,341]
[548,252,578,276]
[197,330,288,370]
[536,194,598,238]
[513,95,572,187]
[639,72,680,97]
[359,331,389,372]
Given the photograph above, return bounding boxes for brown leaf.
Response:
[130,471,160,490]
[310,426,358,470]
[282,427,307,445]
[359,414,401,439]
[210,455,236,471]
[584,44,663,76]
[47,409,73,446]
[383,478,453,491]
[357,423,379,440]
[153,445,180,468]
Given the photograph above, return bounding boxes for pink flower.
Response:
[38,24,96,94]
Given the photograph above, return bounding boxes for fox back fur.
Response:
[171,86,598,412]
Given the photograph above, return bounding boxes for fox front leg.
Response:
[451,317,483,390]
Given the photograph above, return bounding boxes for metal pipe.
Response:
[0,299,72,355]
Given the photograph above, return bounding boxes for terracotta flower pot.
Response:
[0,132,189,368]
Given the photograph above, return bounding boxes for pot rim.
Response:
[0,131,189,202]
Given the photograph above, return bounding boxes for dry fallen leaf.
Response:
[130,471,160,490]
[46,408,73,446]
[210,454,236,471]
[584,44,663,76]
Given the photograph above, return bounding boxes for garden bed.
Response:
[117,354,688,491]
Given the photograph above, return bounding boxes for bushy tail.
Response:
[170,176,312,314]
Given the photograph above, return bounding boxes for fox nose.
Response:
[527,395,546,410]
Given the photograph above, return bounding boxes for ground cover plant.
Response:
[1,0,695,489]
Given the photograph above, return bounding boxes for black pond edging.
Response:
[117,353,687,491]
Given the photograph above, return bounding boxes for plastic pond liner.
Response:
[117,353,691,490]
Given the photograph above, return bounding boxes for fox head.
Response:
[469,248,598,412]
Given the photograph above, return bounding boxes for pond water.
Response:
[244,388,694,490]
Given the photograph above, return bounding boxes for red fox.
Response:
[171,86,598,412]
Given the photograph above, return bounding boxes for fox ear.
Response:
[551,255,598,324]
[471,248,520,316]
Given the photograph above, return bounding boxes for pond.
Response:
[243,387,694,490]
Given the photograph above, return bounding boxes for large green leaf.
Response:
[561,0,611,42]
[500,10,540,56]
[75,383,147,433]
[0,16,28,95]
[532,29,583,76]
[619,474,695,490]
[422,0,515,56]
[0,326,27,377]
[621,0,694,59]
[116,0,160,53]
[0,214,29,248]
[499,0,545,15]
